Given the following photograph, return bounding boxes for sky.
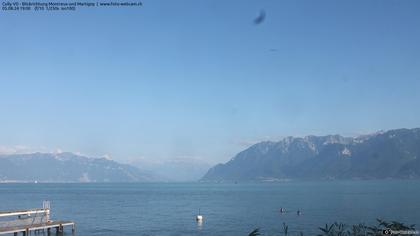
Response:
[0,0,420,165]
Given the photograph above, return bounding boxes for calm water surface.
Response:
[0,181,419,235]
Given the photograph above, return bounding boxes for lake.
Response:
[0,180,419,235]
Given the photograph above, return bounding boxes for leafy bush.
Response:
[248,219,416,236]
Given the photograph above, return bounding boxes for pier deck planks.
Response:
[0,220,75,235]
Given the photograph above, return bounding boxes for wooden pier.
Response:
[0,202,75,235]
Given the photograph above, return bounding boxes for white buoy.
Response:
[196,208,203,222]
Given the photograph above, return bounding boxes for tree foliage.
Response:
[248,219,416,236]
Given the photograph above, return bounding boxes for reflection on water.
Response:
[197,220,203,230]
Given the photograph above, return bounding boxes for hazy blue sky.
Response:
[1,0,419,164]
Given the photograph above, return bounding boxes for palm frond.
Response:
[248,228,260,236]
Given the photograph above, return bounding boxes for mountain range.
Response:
[201,128,420,181]
[0,152,155,183]
[2,128,419,183]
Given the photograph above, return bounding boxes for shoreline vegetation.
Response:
[248,219,417,236]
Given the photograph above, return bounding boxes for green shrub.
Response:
[248,219,416,236]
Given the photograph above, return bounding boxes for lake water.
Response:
[0,180,419,235]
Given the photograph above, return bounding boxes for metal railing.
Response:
[0,201,50,228]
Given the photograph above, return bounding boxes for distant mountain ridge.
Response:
[201,128,420,181]
[130,157,212,182]
[0,152,155,182]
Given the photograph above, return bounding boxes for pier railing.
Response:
[0,201,75,235]
[0,208,49,228]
